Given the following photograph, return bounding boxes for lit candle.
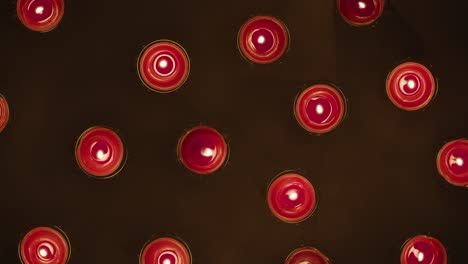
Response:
[295,84,346,134]
[140,237,191,264]
[17,0,64,32]
[177,126,228,174]
[437,139,468,187]
[400,235,447,264]
[386,62,436,111]
[337,0,385,26]
[0,94,9,133]
[19,227,70,264]
[75,126,125,178]
[285,247,331,264]
[138,41,190,93]
[238,16,289,64]
[267,173,316,223]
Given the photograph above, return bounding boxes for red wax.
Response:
[238,16,289,64]
[337,0,384,26]
[386,62,436,111]
[267,173,316,223]
[138,41,190,93]
[295,84,346,134]
[19,227,70,264]
[285,247,331,264]
[177,126,228,174]
[17,0,64,32]
[0,94,9,133]
[75,126,125,178]
[437,139,468,187]
[400,236,447,264]
[140,237,191,264]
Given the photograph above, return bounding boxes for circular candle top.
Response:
[437,139,468,187]
[0,94,9,133]
[138,40,190,93]
[140,237,191,264]
[238,16,289,64]
[286,247,331,264]
[386,62,436,111]
[75,126,125,178]
[337,0,384,26]
[400,236,447,264]
[19,227,70,264]
[295,84,346,134]
[17,0,64,32]
[268,173,316,223]
[178,126,228,174]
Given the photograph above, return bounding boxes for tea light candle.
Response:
[17,0,64,32]
[0,94,9,133]
[75,126,125,178]
[337,0,385,26]
[400,236,447,264]
[140,237,191,264]
[19,227,70,264]
[295,84,346,134]
[437,139,468,187]
[177,126,228,174]
[285,247,331,264]
[138,40,190,93]
[267,173,316,223]
[386,62,436,111]
[238,16,289,64]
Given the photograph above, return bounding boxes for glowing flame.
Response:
[159,59,168,68]
[358,1,366,9]
[316,104,324,114]
[201,147,214,157]
[408,80,416,89]
[257,35,266,44]
[39,248,48,258]
[35,6,44,15]
[456,158,464,166]
[418,252,424,262]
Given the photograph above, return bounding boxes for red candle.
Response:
[19,227,70,264]
[437,139,468,187]
[337,0,385,26]
[17,0,64,32]
[295,84,346,134]
[75,126,125,178]
[285,247,331,264]
[267,173,316,223]
[386,62,436,111]
[140,237,191,264]
[400,235,447,264]
[138,41,190,93]
[238,16,289,64]
[177,126,228,175]
[0,94,9,133]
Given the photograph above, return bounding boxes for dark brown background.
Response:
[1,0,468,263]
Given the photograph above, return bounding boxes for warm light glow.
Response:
[358,1,366,9]
[298,261,312,264]
[287,190,299,201]
[201,147,214,157]
[159,59,168,69]
[39,248,48,258]
[163,259,171,264]
[96,150,105,160]
[316,104,324,114]
[456,158,464,166]
[257,35,266,44]
[417,252,424,262]
[35,6,45,15]
[408,80,416,89]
